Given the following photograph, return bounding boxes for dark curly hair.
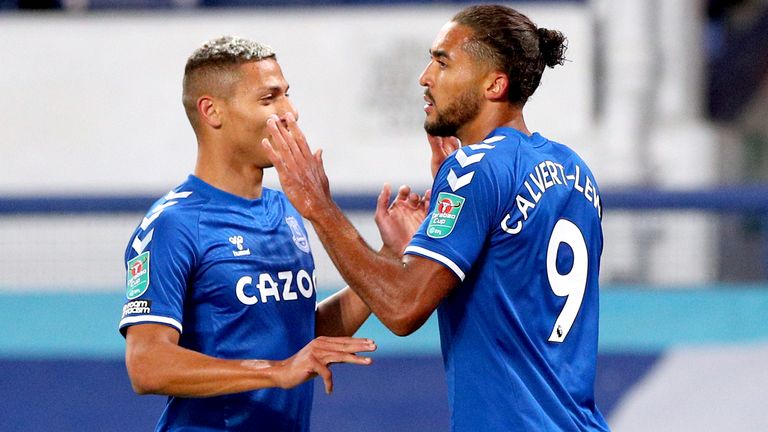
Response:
[453,4,567,106]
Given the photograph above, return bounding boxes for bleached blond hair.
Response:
[182,36,276,130]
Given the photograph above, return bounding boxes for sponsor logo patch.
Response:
[229,235,251,257]
[122,299,152,318]
[285,216,311,253]
[126,251,150,299]
[427,192,466,238]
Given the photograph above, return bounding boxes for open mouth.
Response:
[423,94,434,113]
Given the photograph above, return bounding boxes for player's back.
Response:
[417,127,609,431]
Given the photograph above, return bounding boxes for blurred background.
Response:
[1,0,767,430]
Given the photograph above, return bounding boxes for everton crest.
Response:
[285,216,311,254]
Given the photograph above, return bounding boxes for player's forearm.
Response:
[127,341,281,397]
[315,287,371,337]
[309,206,426,335]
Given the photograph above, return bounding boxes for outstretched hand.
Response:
[375,184,431,256]
[427,135,461,178]
[261,113,331,220]
[274,336,376,395]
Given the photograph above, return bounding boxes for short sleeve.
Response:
[119,211,197,337]
[405,153,497,280]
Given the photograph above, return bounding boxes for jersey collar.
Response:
[484,127,547,147]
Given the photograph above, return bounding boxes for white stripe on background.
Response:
[609,343,768,431]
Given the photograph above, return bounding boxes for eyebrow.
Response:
[258,84,289,94]
[429,49,450,60]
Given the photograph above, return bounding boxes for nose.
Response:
[279,98,299,123]
[418,62,432,88]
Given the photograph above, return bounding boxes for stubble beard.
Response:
[423,87,482,137]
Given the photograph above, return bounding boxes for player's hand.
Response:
[427,134,461,178]
[273,336,376,395]
[262,113,331,219]
[375,183,431,256]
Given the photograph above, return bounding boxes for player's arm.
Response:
[263,114,460,336]
[314,185,430,337]
[315,287,369,337]
[311,209,458,336]
[125,323,375,396]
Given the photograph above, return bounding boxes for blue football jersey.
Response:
[119,175,317,432]
[406,127,609,431]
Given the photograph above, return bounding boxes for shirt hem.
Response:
[119,314,183,334]
[404,246,466,280]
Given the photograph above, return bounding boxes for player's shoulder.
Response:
[545,135,583,159]
[445,128,530,168]
[125,180,205,259]
[135,178,210,233]
[439,135,501,172]
[543,137,599,180]
[436,129,522,187]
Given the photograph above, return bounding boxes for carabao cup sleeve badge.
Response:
[126,251,150,299]
[427,192,466,239]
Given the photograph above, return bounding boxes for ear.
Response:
[197,96,223,128]
[484,72,509,102]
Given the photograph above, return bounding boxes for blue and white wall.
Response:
[2,287,767,431]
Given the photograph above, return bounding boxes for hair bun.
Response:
[537,27,567,68]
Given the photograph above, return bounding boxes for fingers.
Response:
[283,337,376,394]
[261,138,282,168]
[423,188,432,204]
[392,185,413,210]
[407,192,420,207]
[428,134,453,178]
[265,115,285,146]
[375,183,391,220]
[312,337,376,394]
[427,134,444,153]
[315,336,377,353]
[320,352,373,366]
[428,134,460,155]
[391,185,424,207]
[266,116,296,163]
[314,363,334,394]
[284,112,312,159]
[443,136,461,154]
[267,113,308,164]
[395,185,420,208]
[420,189,432,212]
[396,185,412,201]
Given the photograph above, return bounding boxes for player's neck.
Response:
[458,105,530,144]
[194,150,265,200]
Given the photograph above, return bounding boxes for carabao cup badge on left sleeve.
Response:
[427,192,466,239]
[126,251,150,299]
